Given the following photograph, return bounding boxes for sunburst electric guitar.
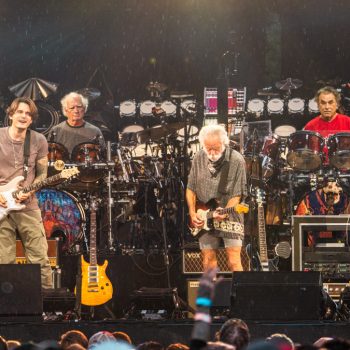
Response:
[0,167,79,222]
[79,199,113,306]
[189,199,249,237]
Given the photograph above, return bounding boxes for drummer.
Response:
[48,92,105,156]
[304,86,350,137]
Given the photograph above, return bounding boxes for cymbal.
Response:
[316,78,342,86]
[170,91,194,99]
[275,78,303,91]
[77,87,101,101]
[146,82,168,92]
[257,90,280,97]
[137,124,178,143]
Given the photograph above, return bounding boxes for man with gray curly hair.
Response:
[49,92,105,155]
[186,124,247,271]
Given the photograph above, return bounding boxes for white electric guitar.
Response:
[0,167,79,221]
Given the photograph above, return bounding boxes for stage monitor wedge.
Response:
[0,264,43,321]
[230,271,323,321]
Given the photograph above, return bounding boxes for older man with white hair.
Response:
[186,124,247,271]
[49,91,105,155]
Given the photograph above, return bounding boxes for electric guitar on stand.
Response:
[78,199,113,306]
[256,189,270,271]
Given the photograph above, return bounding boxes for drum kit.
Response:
[245,128,350,222]
[40,97,200,255]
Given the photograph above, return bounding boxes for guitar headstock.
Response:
[255,188,266,204]
[61,167,80,179]
[90,198,100,212]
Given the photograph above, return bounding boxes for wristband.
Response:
[194,312,212,323]
[196,297,212,307]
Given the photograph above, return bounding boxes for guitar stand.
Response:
[88,303,116,320]
[73,258,82,320]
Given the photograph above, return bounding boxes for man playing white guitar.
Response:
[0,97,52,289]
[186,125,247,272]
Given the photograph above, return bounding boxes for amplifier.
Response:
[182,247,250,274]
[16,238,61,267]
[323,282,350,301]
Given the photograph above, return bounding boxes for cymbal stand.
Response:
[106,141,115,251]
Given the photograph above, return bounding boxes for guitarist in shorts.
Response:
[0,97,52,288]
[186,125,247,271]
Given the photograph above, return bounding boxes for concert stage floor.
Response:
[0,320,350,345]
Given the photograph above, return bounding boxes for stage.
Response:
[1,252,350,345]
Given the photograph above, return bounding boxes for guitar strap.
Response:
[22,129,31,180]
[218,147,231,195]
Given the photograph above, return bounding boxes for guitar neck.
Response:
[207,206,234,218]
[257,203,268,263]
[90,209,97,266]
[12,173,64,198]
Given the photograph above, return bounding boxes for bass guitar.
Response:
[79,199,113,306]
[0,167,79,222]
[189,199,249,237]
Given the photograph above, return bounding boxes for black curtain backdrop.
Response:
[0,0,349,106]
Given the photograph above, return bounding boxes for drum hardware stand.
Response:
[106,141,116,252]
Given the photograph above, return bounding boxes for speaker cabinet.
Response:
[230,271,322,321]
[187,278,232,318]
[0,264,43,321]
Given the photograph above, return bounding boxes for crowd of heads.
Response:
[1,320,350,350]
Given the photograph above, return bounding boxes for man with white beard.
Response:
[186,124,247,271]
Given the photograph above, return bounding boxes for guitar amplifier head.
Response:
[182,247,250,274]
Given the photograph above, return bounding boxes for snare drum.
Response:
[328,132,350,171]
[267,98,284,116]
[132,143,160,158]
[247,98,265,115]
[36,188,85,252]
[71,142,106,182]
[287,131,324,171]
[288,98,305,114]
[120,125,144,146]
[274,125,296,137]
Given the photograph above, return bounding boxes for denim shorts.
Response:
[198,231,242,249]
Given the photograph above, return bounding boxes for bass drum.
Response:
[4,101,60,135]
[36,188,85,253]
